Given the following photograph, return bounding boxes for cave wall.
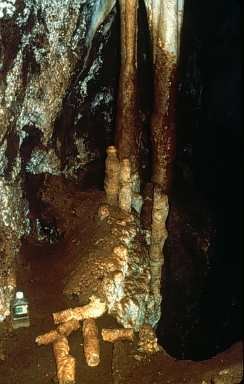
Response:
[0,0,119,319]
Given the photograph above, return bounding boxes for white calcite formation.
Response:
[0,0,16,19]
[101,214,161,330]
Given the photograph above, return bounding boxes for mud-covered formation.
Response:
[37,176,158,330]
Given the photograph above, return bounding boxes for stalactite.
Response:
[115,0,141,193]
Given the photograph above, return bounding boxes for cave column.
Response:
[147,0,181,190]
[115,0,140,194]
[145,0,184,298]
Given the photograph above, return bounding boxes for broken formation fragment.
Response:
[53,296,106,324]
[82,318,100,367]
[102,328,134,343]
[53,336,75,384]
[36,319,81,346]
[138,324,160,353]
[36,329,59,346]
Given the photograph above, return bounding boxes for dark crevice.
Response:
[156,0,242,360]
[137,0,154,188]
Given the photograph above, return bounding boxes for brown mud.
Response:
[0,176,242,384]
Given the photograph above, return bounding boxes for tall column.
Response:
[144,0,184,302]
[145,0,182,191]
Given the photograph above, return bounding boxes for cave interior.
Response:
[0,0,242,383]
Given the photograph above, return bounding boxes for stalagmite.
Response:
[137,324,160,353]
[82,318,100,367]
[53,296,106,325]
[102,328,134,343]
[149,186,169,297]
[36,320,81,346]
[104,146,120,206]
[115,0,141,193]
[53,336,75,384]
[118,159,132,213]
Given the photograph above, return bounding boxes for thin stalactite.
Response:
[115,0,141,193]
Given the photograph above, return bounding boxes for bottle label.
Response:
[15,305,28,315]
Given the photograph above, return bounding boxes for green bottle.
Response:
[11,291,30,329]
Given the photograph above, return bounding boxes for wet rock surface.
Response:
[0,0,119,319]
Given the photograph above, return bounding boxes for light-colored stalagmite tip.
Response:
[107,145,117,154]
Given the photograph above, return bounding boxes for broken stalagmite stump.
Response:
[53,336,75,384]
[36,320,80,346]
[104,146,120,206]
[149,186,169,297]
[53,296,106,324]
[138,324,160,354]
[82,318,100,367]
[118,159,132,213]
[102,328,134,343]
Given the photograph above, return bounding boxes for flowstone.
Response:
[64,203,160,331]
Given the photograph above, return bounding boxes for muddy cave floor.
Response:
[0,176,243,384]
